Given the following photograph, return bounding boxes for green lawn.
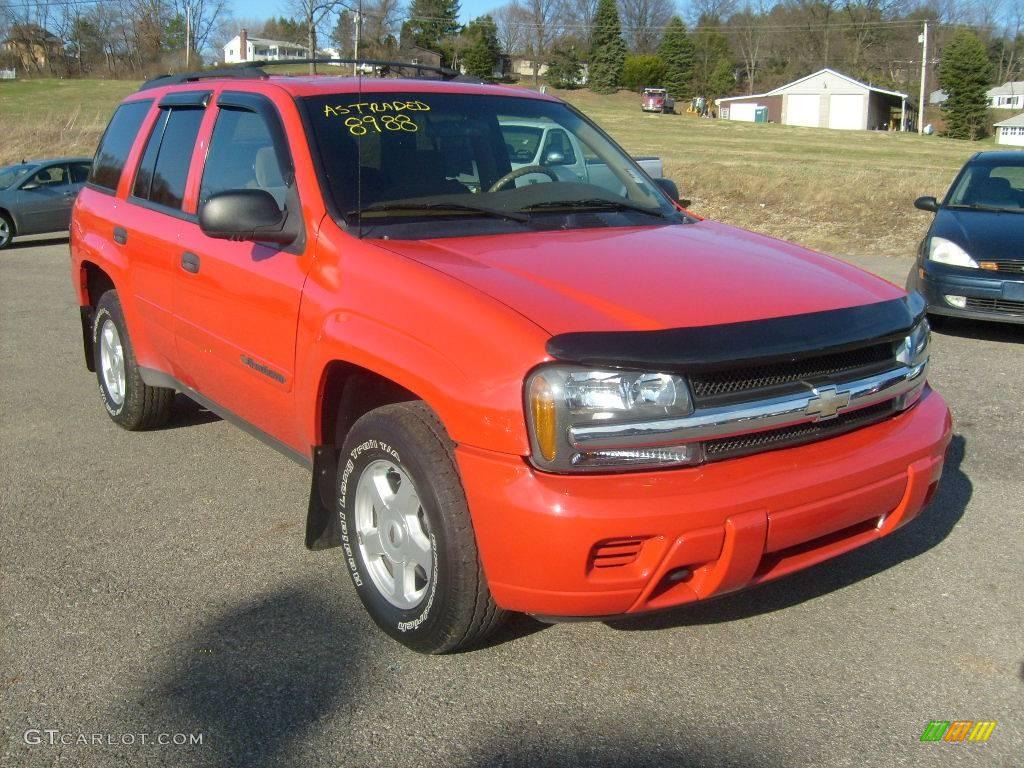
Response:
[0,77,995,258]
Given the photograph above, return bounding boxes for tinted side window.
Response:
[132,107,205,210]
[29,165,68,186]
[70,162,92,184]
[201,108,290,207]
[90,101,152,191]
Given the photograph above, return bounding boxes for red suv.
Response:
[71,68,951,653]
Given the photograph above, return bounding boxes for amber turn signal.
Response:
[979,261,998,271]
[529,375,558,462]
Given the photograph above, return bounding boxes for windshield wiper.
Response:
[350,201,530,222]
[521,198,666,218]
[948,202,1023,213]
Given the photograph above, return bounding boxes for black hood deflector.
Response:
[545,294,925,373]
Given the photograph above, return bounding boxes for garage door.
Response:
[786,94,820,127]
[828,94,864,130]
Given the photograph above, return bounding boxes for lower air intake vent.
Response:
[589,537,647,569]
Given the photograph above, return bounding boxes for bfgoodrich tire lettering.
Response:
[92,290,173,430]
[337,401,505,653]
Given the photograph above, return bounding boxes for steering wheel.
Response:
[488,165,560,193]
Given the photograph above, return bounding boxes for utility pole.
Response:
[353,1,362,76]
[185,5,191,68]
[918,19,928,135]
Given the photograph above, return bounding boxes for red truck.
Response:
[70,68,951,653]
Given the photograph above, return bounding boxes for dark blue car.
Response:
[907,150,1024,325]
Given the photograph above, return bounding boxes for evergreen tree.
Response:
[546,43,584,89]
[403,0,461,53]
[588,0,626,94]
[709,57,735,100]
[462,16,500,79]
[622,55,667,91]
[657,17,695,100]
[692,26,730,97]
[938,29,993,140]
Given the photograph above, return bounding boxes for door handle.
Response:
[181,252,200,274]
[113,226,127,245]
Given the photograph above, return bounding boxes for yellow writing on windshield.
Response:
[323,100,431,117]
[344,114,418,135]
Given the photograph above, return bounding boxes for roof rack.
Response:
[137,58,484,92]
[139,66,268,91]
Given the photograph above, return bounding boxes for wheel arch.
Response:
[76,261,117,372]
[306,359,427,552]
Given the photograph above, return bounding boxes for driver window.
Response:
[201,107,290,209]
[30,166,68,187]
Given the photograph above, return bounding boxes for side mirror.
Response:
[914,196,938,212]
[20,181,39,191]
[543,151,565,166]
[199,189,293,244]
[654,177,679,202]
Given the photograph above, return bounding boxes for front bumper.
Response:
[457,388,951,617]
[910,261,1024,325]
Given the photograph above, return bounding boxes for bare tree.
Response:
[728,1,767,93]
[520,0,558,84]
[619,0,674,53]
[360,0,403,57]
[170,0,231,62]
[494,1,527,56]
[289,0,344,73]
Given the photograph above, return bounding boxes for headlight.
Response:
[525,365,701,472]
[896,318,930,368]
[928,237,978,268]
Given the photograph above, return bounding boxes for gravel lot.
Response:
[2,238,1022,767]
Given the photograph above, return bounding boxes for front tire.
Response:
[92,290,173,430]
[0,213,13,250]
[337,402,505,653]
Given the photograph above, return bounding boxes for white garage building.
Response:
[994,113,1024,146]
[718,68,913,131]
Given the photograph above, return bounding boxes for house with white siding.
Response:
[994,112,1024,146]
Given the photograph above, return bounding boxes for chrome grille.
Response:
[689,342,895,404]
[965,297,1024,314]
[704,400,897,461]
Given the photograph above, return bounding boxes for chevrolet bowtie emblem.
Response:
[805,385,852,421]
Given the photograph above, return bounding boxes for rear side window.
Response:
[131,107,205,210]
[90,101,151,192]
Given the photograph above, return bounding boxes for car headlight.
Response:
[525,365,701,472]
[928,237,978,268]
[896,318,930,368]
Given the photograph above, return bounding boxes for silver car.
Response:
[0,157,92,249]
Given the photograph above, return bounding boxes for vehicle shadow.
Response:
[606,434,971,632]
[156,393,222,430]
[931,316,1024,344]
[127,586,382,767]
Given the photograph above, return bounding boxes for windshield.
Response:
[0,164,36,189]
[303,92,684,238]
[946,160,1024,212]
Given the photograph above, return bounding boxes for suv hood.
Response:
[378,220,903,335]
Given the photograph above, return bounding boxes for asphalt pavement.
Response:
[2,237,1022,767]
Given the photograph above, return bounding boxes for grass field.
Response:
[0,77,992,258]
